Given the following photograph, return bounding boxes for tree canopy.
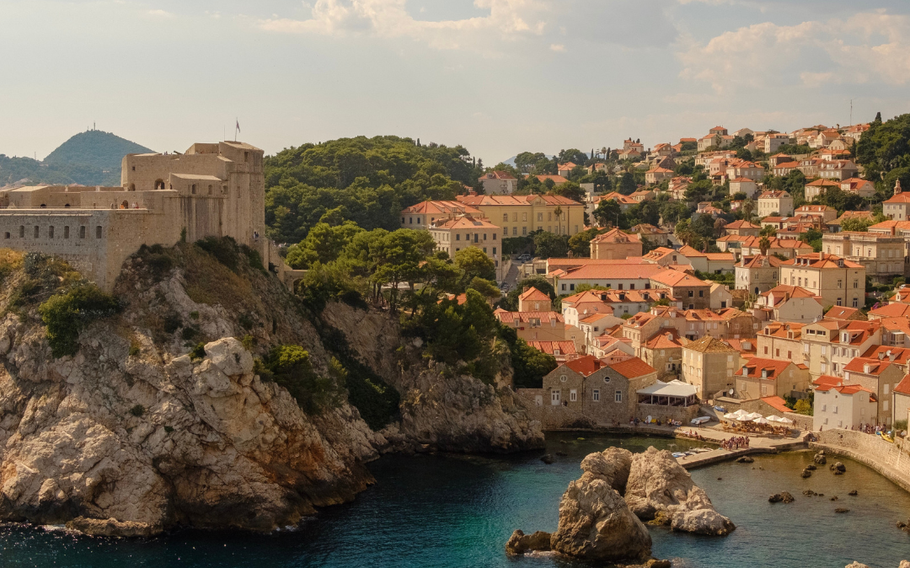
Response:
[855,113,910,193]
[264,136,481,243]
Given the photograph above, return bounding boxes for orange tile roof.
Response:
[735,358,799,380]
[591,228,641,245]
[554,263,665,281]
[843,357,894,376]
[433,215,500,230]
[871,304,910,318]
[895,374,910,396]
[527,340,577,356]
[518,287,550,303]
[564,355,606,377]
[650,269,708,288]
[401,200,481,216]
[762,396,793,414]
[610,357,656,379]
[860,345,910,365]
[825,306,862,320]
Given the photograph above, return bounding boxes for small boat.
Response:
[672,452,688,459]
[882,433,895,443]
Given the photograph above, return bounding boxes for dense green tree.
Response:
[264,136,478,242]
[855,113,910,187]
[593,199,623,228]
[454,247,496,286]
[568,227,603,257]
[285,221,363,269]
[618,172,637,194]
[558,148,589,166]
[533,231,570,259]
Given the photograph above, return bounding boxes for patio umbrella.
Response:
[731,409,751,421]
[724,412,739,420]
[744,412,765,421]
[753,417,770,425]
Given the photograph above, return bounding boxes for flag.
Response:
[236,119,241,133]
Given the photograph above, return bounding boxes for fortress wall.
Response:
[122,154,228,191]
[178,197,224,243]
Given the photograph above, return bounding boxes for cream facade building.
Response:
[428,215,502,269]
[822,232,906,282]
[813,376,878,431]
[0,142,267,291]
[681,336,739,398]
[757,191,794,217]
[456,194,585,238]
[779,253,865,309]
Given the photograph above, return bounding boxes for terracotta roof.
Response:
[610,357,657,379]
[740,254,785,269]
[401,200,482,216]
[495,310,564,324]
[432,215,500,230]
[685,336,737,353]
[481,170,517,180]
[762,396,793,414]
[783,253,863,270]
[871,304,910,318]
[456,194,581,207]
[759,191,791,199]
[650,269,708,288]
[527,340,577,356]
[895,374,910,396]
[825,306,861,320]
[735,358,799,379]
[518,287,550,303]
[591,228,641,245]
[843,357,894,376]
[564,355,606,377]
[726,220,760,230]
[554,263,665,281]
[885,193,910,204]
[644,331,683,350]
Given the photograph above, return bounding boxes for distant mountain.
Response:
[44,130,153,183]
[0,130,153,188]
[501,154,554,167]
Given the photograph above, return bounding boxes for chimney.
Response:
[896,178,902,196]
[864,363,873,374]
[889,350,896,362]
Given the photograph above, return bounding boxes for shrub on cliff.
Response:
[260,345,345,415]
[38,284,121,358]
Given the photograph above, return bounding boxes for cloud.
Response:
[549,43,565,52]
[147,9,175,18]
[677,11,910,92]
[258,0,550,55]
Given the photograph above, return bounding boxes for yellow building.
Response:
[779,253,866,309]
[455,193,586,238]
[428,214,502,266]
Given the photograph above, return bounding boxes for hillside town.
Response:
[402,121,910,436]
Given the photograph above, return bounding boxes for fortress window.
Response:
[191,184,197,195]
[208,185,213,195]
[34,226,39,238]
[154,179,165,190]
[64,226,70,239]
[19,226,24,238]
[80,226,86,239]
[96,226,102,239]
[3,233,8,240]
[49,226,55,239]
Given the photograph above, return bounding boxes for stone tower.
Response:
[896,178,903,196]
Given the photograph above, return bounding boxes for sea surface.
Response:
[2,433,909,568]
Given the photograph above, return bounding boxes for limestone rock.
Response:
[550,471,652,562]
[801,468,812,478]
[736,456,754,464]
[814,450,827,465]
[849,490,858,496]
[625,447,734,536]
[845,563,869,568]
[835,508,850,513]
[66,516,159,538]
[831,461,846,474]
[899,561,910,568]
[581,447,633,494]
[541,454,555,464]
[769,492,795,504]
[505,530,552,555]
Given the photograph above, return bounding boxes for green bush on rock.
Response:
[38,284,121,358]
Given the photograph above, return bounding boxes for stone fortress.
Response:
[0,141,279,290]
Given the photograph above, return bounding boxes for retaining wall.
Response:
[811,429,910,493]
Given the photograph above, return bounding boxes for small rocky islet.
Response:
[506,446,735,564]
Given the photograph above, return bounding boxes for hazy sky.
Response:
[1,0,909,164]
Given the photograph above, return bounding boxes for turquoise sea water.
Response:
[2,433,909,568]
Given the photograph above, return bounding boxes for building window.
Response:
[551,390,561,404]
[603,376,611,384]
[48,226,54,239]
[593,389,600,402]
[837,298,842,307]
[522,226,527,236]
[513,227,517,235]
[80,226,86,239]
[96,226,102,239]
[837,279,842,289]
[34,226,39,238]
[502,214,508,222]
[18,226,24,238]
[688,291,694,297]
[615,390,623,403]
[538,213,543,222]
[456,234,460,241]
[570,389,577,402]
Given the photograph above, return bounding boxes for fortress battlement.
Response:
[0,141,267,290]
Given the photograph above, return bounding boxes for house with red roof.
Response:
[844,354,907,426]
[752,285,824,324]
[884,180,910,222]
[518,354,658,428]
[800,319,882,379]
[479,170,518,195]
[757,190,794,217]
[650,269,712,310]
[645,167,674,185]
[640,331,684,381]
[525,340,578,363]
[780,253,865,309]
[590,228,642,260]
[400,200,482,230]
[725,220,761,238]
[812,375,878,431]
[733,358,810,400]
[735,254,786,295]
[494,310,582,348]
[518,286,552,312]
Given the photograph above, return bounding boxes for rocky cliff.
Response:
[0,243,543,535]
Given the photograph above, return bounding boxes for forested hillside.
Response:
[855,113,910,192]
[1,130,152,187]
[264,136,481,243]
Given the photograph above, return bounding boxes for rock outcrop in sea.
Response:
[0,244,544,536]
[508,445,733,562]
